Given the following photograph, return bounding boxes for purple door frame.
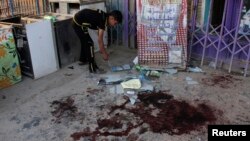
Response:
[190,0,250,76]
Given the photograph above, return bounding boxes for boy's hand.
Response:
[102,51,109,61]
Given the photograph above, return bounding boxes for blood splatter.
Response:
[71,91,218,140]
[86,87,104,94]
[201,74,241,88]
[50,97,78,123]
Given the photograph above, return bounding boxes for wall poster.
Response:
[137,0,187,68]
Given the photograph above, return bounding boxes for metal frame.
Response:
[190,0,250,76]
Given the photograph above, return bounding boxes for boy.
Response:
[72,9,122,73]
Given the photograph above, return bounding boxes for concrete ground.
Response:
[0,46,250,141]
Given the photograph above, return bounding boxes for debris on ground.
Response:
[140,83,154,92]
[109,85,124,95]
[97,74,135,85]
[111,64,132,72]
[185,77,199,85]
[133,56,138,65]
[165,68,178,75]
[98,78,123,85]
[145,70,161,78]
[124,89,138,105]
[109,82,154,104]
[187,67,204,73]
[121,79,141,89]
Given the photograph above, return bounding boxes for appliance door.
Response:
[26,20,59,79]
[54,18,81,68]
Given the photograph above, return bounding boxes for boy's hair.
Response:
[109,10,123,23]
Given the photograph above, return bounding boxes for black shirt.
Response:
[74,9,107,30]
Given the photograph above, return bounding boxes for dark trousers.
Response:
[72,21,98,72]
